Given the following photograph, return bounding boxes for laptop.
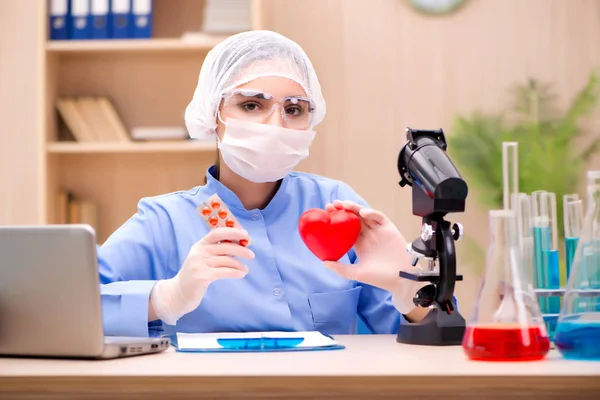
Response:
[0,224,170,359]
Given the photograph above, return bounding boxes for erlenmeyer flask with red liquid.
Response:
[462,209,550,361]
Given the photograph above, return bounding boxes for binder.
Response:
[132,0,152,39]
[91,0,110,39]
[169,331,346,353]
[49,0,70,40]
[110,0,132,39]
[70,0,91,40]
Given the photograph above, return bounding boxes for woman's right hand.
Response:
[149,227,254,325]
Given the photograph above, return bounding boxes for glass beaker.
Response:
[563,194,583,283]
[462,209,550,361]
[554,172,600,360]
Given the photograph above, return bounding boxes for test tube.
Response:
[563,194,583,282]
[515,193,534,284]
[502,142,519,211]
[531,190,548,310]
[532,191,560,337]
[586,171,600,214]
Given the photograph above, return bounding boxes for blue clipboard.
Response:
[167,333,345,353]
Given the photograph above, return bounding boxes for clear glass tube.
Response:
[563,194,583,282]
[514,193,534,284]
[462,209,549,361]
[531,191,548,309]
[554,172,600,360]
[502,142,519,211]
[586,170,600,214]
[531,191,561,339]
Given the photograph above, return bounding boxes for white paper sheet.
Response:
[175,331,338,350]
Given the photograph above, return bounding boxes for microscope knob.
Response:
[420,223,434,241]
[452,222,463,241]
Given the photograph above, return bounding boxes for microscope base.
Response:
[396,307,466,346]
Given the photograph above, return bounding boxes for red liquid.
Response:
[462,324,550,361]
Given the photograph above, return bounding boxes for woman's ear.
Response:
[215,104,226,141]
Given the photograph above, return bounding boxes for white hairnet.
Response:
[184,30,326,139]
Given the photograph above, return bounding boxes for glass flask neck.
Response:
[468,209,545,327]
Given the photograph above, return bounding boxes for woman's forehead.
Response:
[234,76,307,98]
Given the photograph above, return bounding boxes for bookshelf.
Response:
[39,0,266,243]
[46,141,217,154]
[46,36,231,54]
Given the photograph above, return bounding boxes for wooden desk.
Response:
[1,335,599,399]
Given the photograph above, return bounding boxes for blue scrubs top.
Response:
[98,165,406,338]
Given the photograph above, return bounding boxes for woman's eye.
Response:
[241,102,261,112]
[285,106,303,117]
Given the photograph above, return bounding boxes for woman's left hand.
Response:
[322,200,420,295]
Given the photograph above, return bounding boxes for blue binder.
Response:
[110,0,132,38]
[168,332,346,353]
[49,0,70,40]
[70,0,91,40]
[132,0,152,39]
[91,0,110,39]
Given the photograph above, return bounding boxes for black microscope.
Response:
[395,127,468,346]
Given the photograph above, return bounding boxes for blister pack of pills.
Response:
[197,193,250,246]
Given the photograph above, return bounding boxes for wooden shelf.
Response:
[47,141,216,154]
[46,36,230,55]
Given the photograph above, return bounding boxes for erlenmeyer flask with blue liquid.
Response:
[554,171,600,360]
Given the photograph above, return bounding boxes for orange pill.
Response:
[239,239,248,247]
[210,200,221,209]
[218,209,228,219]
[201,206,211,217]
[225,219,235,228]
[208,216,219,226]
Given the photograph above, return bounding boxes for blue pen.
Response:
[217,337,304,350]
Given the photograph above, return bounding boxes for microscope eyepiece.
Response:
[398,128,468,216]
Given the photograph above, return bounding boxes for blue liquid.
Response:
[565,237,579,283]
[544,249,561,314]
[554,317,600,360]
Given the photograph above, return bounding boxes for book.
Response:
[56,96,131,143]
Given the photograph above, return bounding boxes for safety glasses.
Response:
[220,89,315,130]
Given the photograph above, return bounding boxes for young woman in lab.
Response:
[98,30,432,338]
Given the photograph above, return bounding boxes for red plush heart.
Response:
[298,208,361,261]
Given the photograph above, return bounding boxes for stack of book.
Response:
[56,96,132,143]
[57,190,99,233]
[56,96,189,142]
